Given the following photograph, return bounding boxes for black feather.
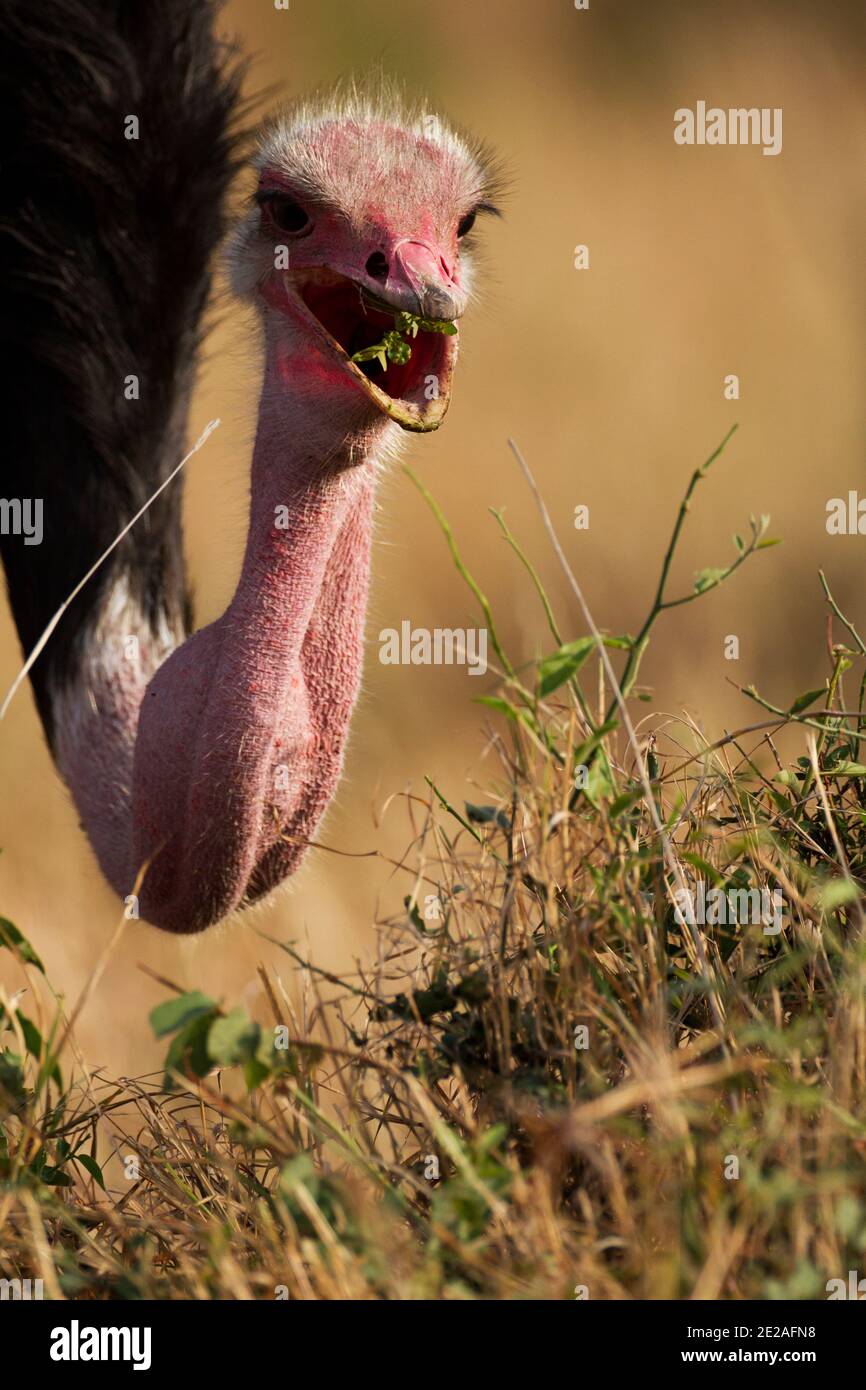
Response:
[0,0,245,745]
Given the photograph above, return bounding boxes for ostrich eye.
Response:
[259,193,311,236]
[457,209,476,238]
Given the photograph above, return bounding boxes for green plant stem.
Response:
[610,426,739,714]
[403,466,518,688]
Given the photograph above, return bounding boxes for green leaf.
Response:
[693,567,727,594]
[582,752,616,808]
[349,343,384,364]
[465,803,510,831]
[150,991,217,1039]
[538,635,632,698]
[0,918,44,974]
[681,852,726,887]
[350,313,457,370]
[609,785,644,818]
[573,718,619,767]
[384,332,412,365]
[243,1056,272,1091]
[279,1152,317,1199]
[819,879,859,910]
[162,1014,215,1089]
[788,688,826,716]
[418,317,457,335]
[0,1050,27,1107]
[475,696,551,758]
[73,1153,106,1190]
[39,1166,73,1187]
[18,1014,62,1088]
[207,1009,261,1067]
[538,637,595,696]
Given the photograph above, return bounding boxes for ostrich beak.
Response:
[276,241,464,433]
[387,240,466,324]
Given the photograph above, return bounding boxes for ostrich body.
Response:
[0,1,498,933]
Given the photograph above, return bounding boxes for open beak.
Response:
[277,242,466,433]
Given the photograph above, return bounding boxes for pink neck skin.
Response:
[56,333,389,933]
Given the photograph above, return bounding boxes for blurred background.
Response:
[1,0,864,1072]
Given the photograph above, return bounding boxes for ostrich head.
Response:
[228,89,501,433]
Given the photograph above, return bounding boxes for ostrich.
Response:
[0,1,500,933]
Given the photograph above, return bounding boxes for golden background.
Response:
[1,0,864,1071]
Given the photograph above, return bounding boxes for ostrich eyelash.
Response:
[457,200,502,240]
[254,188,296,205]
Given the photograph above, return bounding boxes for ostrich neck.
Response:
[56,350,385,933]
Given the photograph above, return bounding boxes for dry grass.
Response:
[2,436,866,1300]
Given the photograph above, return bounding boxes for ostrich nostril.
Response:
[365,251,389,282]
